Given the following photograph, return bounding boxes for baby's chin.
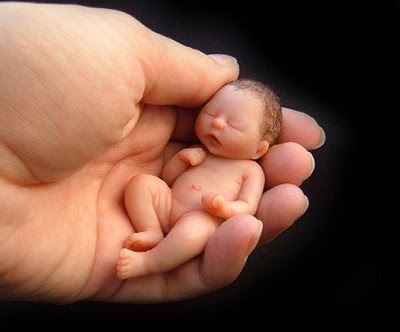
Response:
[199,135,227,155]
[200,135,255,159]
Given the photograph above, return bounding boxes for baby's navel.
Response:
[192,183,202,191]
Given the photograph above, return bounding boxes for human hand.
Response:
[0,3,324,303]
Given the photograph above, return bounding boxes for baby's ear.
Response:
[253,140,269,159]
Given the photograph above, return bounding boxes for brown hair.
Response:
[230,78,282,145]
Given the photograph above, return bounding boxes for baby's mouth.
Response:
[206,134,220,146]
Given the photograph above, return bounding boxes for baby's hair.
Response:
[229,78,282,145]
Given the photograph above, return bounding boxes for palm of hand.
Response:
[0,105,176,303]
[0,4,177,302]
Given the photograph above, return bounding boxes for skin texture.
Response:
[0,2,325,304]
[117,83,274,279]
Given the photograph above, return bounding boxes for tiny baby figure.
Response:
[117,78,282,279]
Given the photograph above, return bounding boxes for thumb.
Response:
[140,33,239,106]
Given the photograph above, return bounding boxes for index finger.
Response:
[278,108,325,150]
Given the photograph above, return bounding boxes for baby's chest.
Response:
[189,159,244,188]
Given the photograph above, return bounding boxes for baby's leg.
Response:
[117,212,221,279]
[123,174,172,251]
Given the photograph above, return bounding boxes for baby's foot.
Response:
[123,231,164,251]
[116,248,149,279]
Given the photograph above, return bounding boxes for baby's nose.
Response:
[212,117,225,129]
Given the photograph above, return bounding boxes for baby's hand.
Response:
[202,193,232,219]
[179,148,206,166]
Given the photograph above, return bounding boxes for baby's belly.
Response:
[172,184,205,217]
[170,175,240,223]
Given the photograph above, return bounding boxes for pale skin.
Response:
[0,2,324,304]
[117,84,270,279]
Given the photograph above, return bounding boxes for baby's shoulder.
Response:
[239,159,263,174]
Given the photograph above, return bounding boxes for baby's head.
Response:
[195,78,282,160]
[230,79,282,145]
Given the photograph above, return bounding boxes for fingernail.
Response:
[314,126,326,149]
[256,219,263,238]
[245,219,263,257]
[307,152,315,179]
[301,195,309,216]
[209,54,238,68]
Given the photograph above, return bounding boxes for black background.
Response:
[1,0,396,329]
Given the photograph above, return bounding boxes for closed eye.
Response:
[228,122,242,133]
[203,111,242,132]
[203,112,216,119]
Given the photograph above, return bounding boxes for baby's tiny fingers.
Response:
[191,148,206,165]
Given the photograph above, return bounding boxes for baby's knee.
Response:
[125,173,162,194]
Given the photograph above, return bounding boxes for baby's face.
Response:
[195,84,265,159]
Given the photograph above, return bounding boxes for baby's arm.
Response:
[202,162,265,219]
[162,145,206,186]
